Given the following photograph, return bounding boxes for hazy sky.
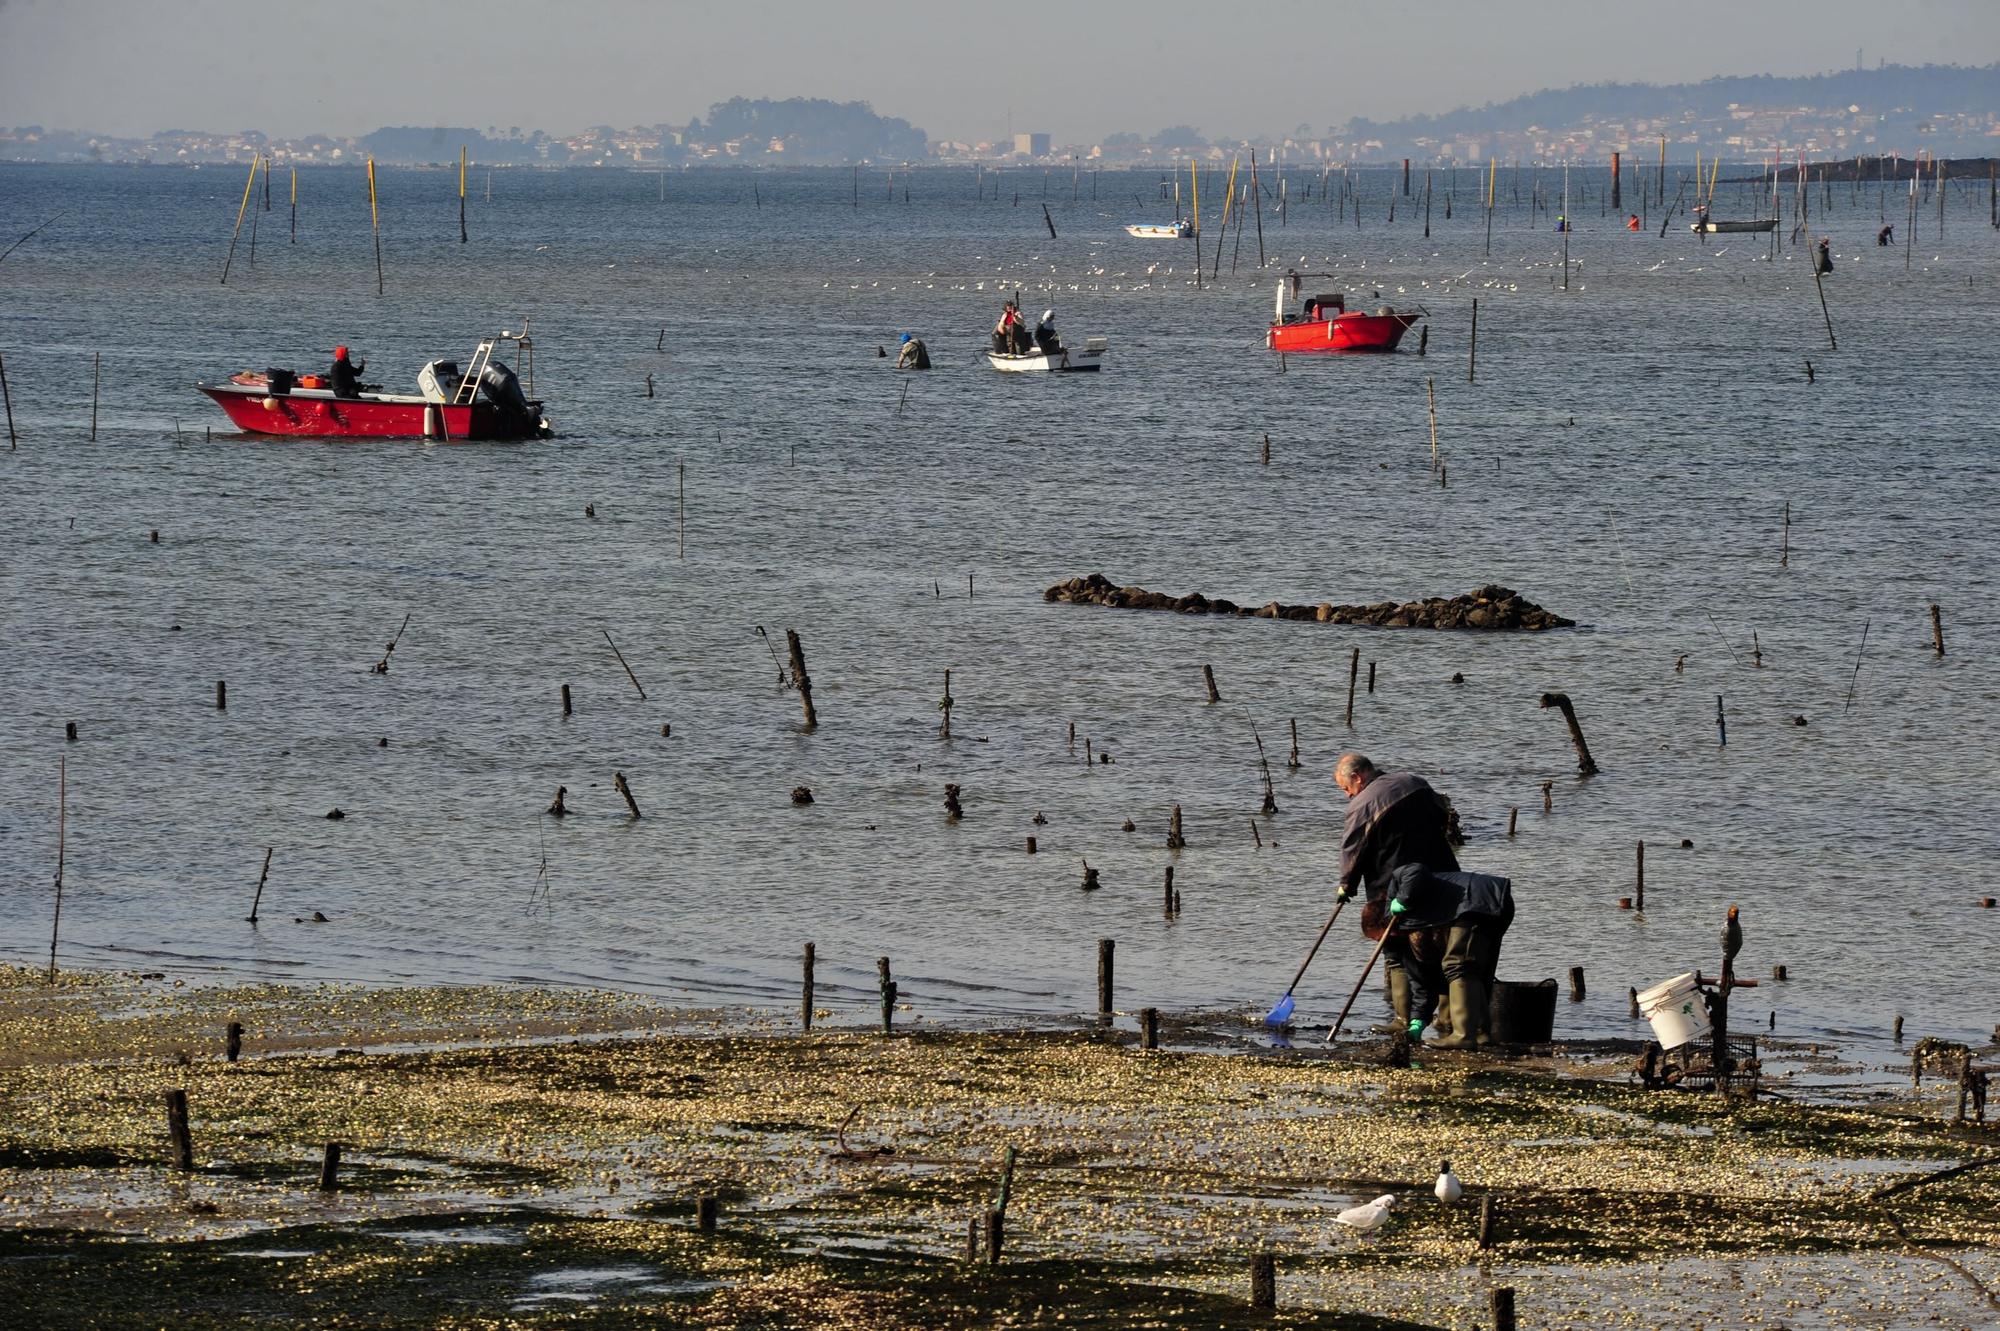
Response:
[3,0,1996,143]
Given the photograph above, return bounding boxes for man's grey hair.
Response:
[1334,752,1378,783]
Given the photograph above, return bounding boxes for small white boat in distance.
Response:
[1125,220,1191,239]
[989,337,1107,373]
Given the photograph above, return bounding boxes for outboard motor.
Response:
[477,360,551,438]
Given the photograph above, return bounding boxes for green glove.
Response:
[1406,1018,1425,1036]
[1388,898,1407,916]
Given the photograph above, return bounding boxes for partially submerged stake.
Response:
[47,758,65,982]
[1537,692,1599,775]
[1203,663,1220,704]
[800,942,815,1031]
[603,628,648,700]
[612,771,641,819]
[247,847,272,923]
[220,155,258,284]
[165,1089,194,1170]
[1344,648,1360,726]
[785,630,817,728]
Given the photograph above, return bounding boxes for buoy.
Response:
[423,404,440,438]
[261,396,278,410]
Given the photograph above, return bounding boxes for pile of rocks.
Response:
[1043,574,1573,631]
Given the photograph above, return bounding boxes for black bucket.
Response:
[266,367,296,395]
[1488,978,1557,1045]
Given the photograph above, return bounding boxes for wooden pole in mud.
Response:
[877,957,896,1034]
[165,1090,194,1170]
[1345,647,1360,726]
[89,352,99,441]
[220,154,257,284]
[248,847,271,923]
[1097,938,1115,1017]
[1537,692,1599,775]
[318,1142,343,1191]
[786,630,817,728]
[801,942,815,1031]
[1162,865,1176,917]
[1167,805,1185,850]
[47,759,64,982]
[1635,840,1645,911]
[1203,664,1221,704]
[1249,1253,1277,1310]
[1930,604,1945,656]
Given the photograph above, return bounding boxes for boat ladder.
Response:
[451,339,498,406]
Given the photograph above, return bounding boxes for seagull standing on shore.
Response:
[1334,1194,1397,1234]
[1434,1163,1463,1205]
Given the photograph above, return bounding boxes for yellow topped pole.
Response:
[220,154,257,284]
[458,145,468,243]
[1190,157,1200,235]
[367,155,383,294]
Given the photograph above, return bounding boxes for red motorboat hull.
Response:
[198,382,532,440]
[1267,312,1421,353]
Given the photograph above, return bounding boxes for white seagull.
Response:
[1334,1193,1398,1233]
[1434,1162,1463,1205]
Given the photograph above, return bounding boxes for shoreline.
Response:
[4,967,1997,1328]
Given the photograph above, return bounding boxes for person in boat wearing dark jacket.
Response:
[1383,863,1515,1049]
[896,333,931,370]
[329,345,364,399]
[1335,753,1460,1035]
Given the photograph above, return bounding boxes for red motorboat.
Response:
[1266,282,1424,353]
[198,332,552,440]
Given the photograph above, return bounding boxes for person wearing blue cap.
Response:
[896,333,930,369]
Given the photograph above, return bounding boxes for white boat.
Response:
[988,337,1107,373]
[1125,221,1191,239]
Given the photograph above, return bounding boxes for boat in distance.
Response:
[1266,282,1424,354]
[989,336,1108,373]
[198,332,552,440]
[1690,219,1778,234]
[1125,220,1192,239]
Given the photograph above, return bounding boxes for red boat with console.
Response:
[198,331,551,440]
[1266,281,1424,353]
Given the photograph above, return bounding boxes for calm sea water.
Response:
[2,162,1996,1053]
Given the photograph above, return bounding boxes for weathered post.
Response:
[225,1022,243,1063]
[1140,1007,1160,1049]
[1537,692,1599,774]
[165,1090,194,1170]
[801,942,815,1031]
[1345,647,1360,726]
[1249,1252,1277,1309]
[612,771,641,818]
[1097,938,1114,1018]
[697,1195,718,1232]
[878,957,897,1034]
[1635,840,1645,911]
[318,1141,343,1191]
[1468,298,1479,383]
[1167,804,1185,850]
[1203,663,1220,704]
[1491,1287,1517,1331]
[1931,604,1945,656]
[786,630,817,728]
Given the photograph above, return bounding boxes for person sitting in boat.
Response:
[1033,310,1061,355]
[896,333,931,370]
[329,345,364,399]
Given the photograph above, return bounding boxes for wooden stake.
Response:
[801,942,815,1031]
[612,771,641,819]
[48,758,64,982]
[1781,501,1790,567]
[877,956,896,1035]
[1537,692,1599,775]
[1490,1287,1517,1331]
[1249,1252,1276,1310]
[248,846,271,923]
[1635,840,1645,911]
[165,1089,194,1170]
[1478,1196,1496,1248]
[366,155,383,296]
[226,1021,243,1062]
[1140,1007,1160,1050]
[984,1208,1004,1265]
[561,683,572,717]
[938,669,952,737]
[318,1141,342,1191]
[220,155,257,284]
[1467,298,1478,383]
[697,1194,718,1231]
[1569,967,1586,1000]
[90,352,99,441]
[1811,249,1837,350]
[1166,804,1185,850]
[215,679,226,711]
[1287,718,1300,769]
[677,459,685,559]
[1426,377,1438,471]
[1203,663,1220,703]
[1344,647,1360,726]
[1162,865,1176,917]
[1,352,14,450]
[458,146,468,244]
[1097,938,1114,1017]
[1507,807,1518,837]
[603,628,647,700]
[1930,603,1944,657]
[786,629,817,728]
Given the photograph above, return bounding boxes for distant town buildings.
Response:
[1011,132,1051,157]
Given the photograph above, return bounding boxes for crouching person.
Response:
[1384,863,1515,1048]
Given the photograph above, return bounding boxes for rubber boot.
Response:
[1430,980,1478,1049]
[1373,967,1411,1034]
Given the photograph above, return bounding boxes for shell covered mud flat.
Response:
[2,968,1997,1329]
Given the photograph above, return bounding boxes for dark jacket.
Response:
[1386,863,1513,930]
[329,353,363,399]
[1338,771,1459,900]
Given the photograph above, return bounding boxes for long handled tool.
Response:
[1263,898,1346,1026]
[1326,922,1399,1044]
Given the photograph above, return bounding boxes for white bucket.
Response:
[1636,972,1711,1050]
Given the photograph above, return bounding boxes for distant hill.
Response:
[688,98,927,163]
[1342,62,2000,146]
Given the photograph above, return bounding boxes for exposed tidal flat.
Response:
[2,967,1998,1328]
[2,162,1999,1321]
